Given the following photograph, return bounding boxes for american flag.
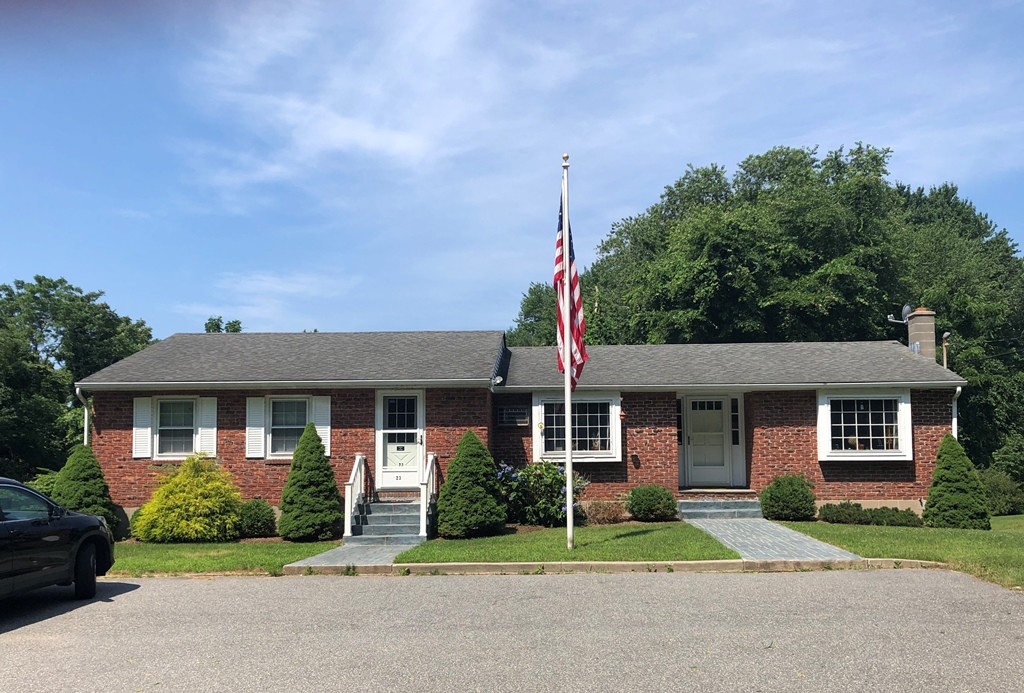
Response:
[554,196,588,390]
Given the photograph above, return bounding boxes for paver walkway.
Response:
[288,543,407,569]
[687,518,861,561]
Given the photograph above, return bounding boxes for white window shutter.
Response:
[246,397,266,458]
[197,397,217,455]
[133,397,153,458]
[312,395,331,455]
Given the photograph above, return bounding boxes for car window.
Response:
[0,486,52,521]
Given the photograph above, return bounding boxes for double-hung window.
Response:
[245,395,331,459]
[532,393,621,462]
[157,400,195,455]
[816,390,913,461]
[132,396,216,459]
[270,399,308,455]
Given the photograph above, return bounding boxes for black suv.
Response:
[0,477,115,600]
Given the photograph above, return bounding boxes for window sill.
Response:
[540,455,621,464]
[819,452,913,463]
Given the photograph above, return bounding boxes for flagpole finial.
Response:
[562,153,569,166]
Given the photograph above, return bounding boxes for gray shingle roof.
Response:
[78,332,965,392]
[504,341,966,390]
[77,331,506,389]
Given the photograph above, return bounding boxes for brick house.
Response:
[76,310,964,515]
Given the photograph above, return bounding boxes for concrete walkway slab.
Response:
[286,544,406,571]
[687,517,860,561]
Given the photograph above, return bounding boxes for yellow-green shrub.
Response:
[132,453,243,542]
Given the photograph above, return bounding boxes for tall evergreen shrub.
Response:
[278,423,343,541]
[436,431,505,539]
[49,444,119,531]
[132,453,243,542]
[923,434,991,530]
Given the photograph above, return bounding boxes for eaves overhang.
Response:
[497,379,967,392]
[76,378,494,392]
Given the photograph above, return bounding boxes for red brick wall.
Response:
[745,389,954,502]
[92,388,489,508]
[491,393,532,466]
[489,392,679,501]
[425,388,491,481]
[92,386,956,508]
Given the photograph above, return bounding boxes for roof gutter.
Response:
[499,380,968,393]
[952,385,963,439]
[75,377,494,392]
[75,386,90,446]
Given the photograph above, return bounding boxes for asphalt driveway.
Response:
[2,570,1022,692]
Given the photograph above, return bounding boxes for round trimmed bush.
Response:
[132,453,243,542]
[239,498,278,538]
[625,485,678,522]
[278,423,344,542]
[436,431,506,539]
[49,445,119,531]
[979,468,1024,516]
[924,434,990,530]
[760,474,816,521]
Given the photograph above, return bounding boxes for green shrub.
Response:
[818,501,868,524]
[132,453,243,542]
[26,468,61,497]
[239,498,278,538]
[584,500,625,525]
[979,468,1024,516]
[818,501,923,527]
[924,434,991,530]
[992,433,1024,485]
[864,506,924,527]
[278,424,344,542]
[437,431,506,538]
[497,461,588,527]
[49,445,119,531]
[760,474,816,521]
[624,485,678,522]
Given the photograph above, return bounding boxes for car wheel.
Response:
[73,543,97,599]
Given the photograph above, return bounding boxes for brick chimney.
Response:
[907,307,936,361]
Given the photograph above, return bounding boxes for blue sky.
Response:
[2,0,1022,339]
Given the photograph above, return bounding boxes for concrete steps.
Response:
[677,499,762,519]
[345,501,426,546]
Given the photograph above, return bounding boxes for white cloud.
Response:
[173,270,363,332]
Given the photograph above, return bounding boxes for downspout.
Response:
[951,386,962,440]
[75,386,90,446]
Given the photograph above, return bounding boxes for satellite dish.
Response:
[901,304,913,321]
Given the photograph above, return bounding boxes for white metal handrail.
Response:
[344,453,368,538]
[419,452,439,537]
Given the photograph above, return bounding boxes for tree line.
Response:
[507,144,1024,477]
[0,275,242,479]
[3,144,1021,483]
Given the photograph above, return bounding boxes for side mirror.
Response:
[49,505,65,519]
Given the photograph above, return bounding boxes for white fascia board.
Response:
[498,380,966,393]
[77,378,492,392]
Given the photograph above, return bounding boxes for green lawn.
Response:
[394,522,740,564]
[783,515,1024,588]
[109,540,340,577]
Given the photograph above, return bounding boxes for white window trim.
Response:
[266,396,310,459]
[531,391,622,464]
[153,397,199,460]
[816,389,913,462]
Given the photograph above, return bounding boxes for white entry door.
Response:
[685,398,731,486]
[377,393,423,489]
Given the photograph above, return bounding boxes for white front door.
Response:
[377,392,424,489]
[685,397,731,486]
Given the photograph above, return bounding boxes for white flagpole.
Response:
[561,153,574,551]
